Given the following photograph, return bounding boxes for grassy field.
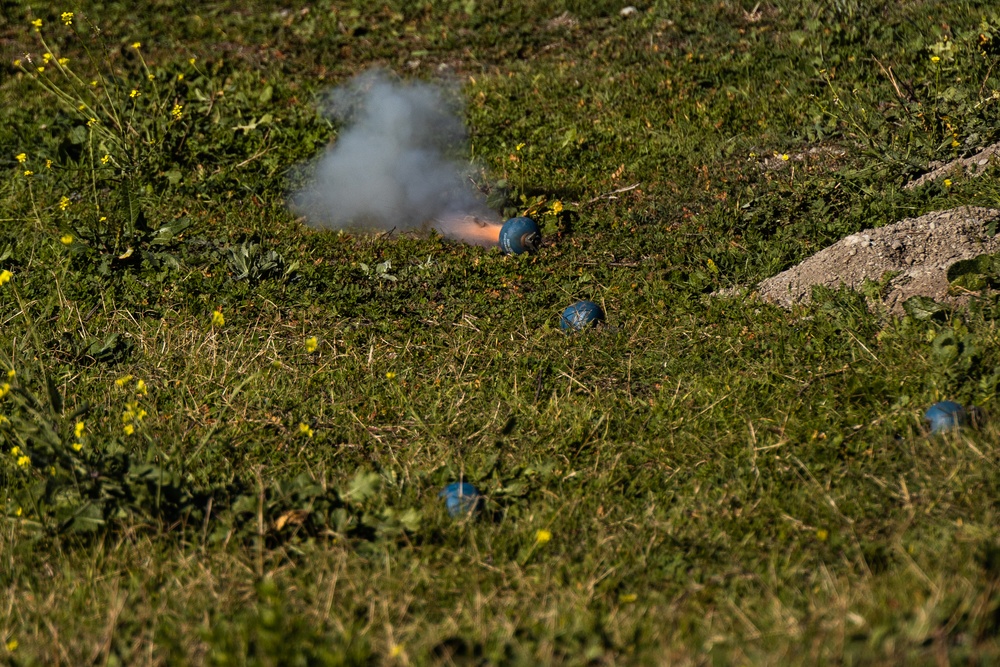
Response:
[2,1,1000,664]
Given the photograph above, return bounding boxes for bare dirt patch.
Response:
[904,141,1000,190]
[758,206,1000,314]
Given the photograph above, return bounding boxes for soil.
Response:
[904,141,1000,190]
[757,206,1000,314]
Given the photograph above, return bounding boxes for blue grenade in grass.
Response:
[924,401,967,433]
[439,482,481,517]
[560,300,604,331]
[498,217,541,255]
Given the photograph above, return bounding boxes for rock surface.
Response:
[905,141,1000,190]
[758,206,1000,314]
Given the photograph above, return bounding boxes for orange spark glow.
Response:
[434,213,503,246]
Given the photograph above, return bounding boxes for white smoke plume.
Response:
[290,70,501,245]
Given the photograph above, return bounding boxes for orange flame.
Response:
[434,213,502,246]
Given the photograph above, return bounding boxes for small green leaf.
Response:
[345,470,381,503]
[902,296,948,321]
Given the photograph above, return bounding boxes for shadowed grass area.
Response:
[2,1,1000,664]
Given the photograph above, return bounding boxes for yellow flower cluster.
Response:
[305,336,318,353]
[61,12,74,25]
[0,382,10,399]
[171,104,183,120]
[72,421,85,452]
[211,310,225,327]
[10,446,30,468]
[298,422,314,438]
[59,196,71,210]
[122,400,148,436]
[60,234,73,245]
[0,270,12,286]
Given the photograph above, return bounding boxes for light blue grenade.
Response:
[498,217,541,255]
[924,401,967,433]
[439,482,481,517]
[560,300,605,332]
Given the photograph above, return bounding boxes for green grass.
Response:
[2,1,1000,664]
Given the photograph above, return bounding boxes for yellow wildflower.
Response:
[550,200,564,214]
[0,383,8,399]
[62,12,74,25]
[43,53,52,63]
[816,528,829,541]
[298,422,314,438]
[211,310,225,327]
[123,424,135,435]
[189,57,196,65]
[515,142,525,151]
[59,196,71,210]
[7,370,14,380]
[136,379,147,395]
[10,446,20,457]
[177,73,184,81]
[115,374,134,387]
[5,639,17,652]
[619,593,638,603]
[129,89,140,98]
[389,644,404,658]
[23,170,33,177]
[15,153,26,163]
[58,57,69,66]
[45,159,52,169]
[147,73,155,81]
[13,59,21,67]
[122,401,146,423]
[171,104,183,120]
[31,19,42,30]
[930,55,941,62]
[14,507,21,517]
[944,179,952,188]
[16,455,30,467]
[535,529,552,544]
[305,336,318,353]
[75,421,85,437]
[37,66,45,73]
[101,154,110,164]
[132,42,141,50]
[72,442,83,452]
[87,118,97,126]
[60,234,73,245]
[0,270,11,286]
[385,371,396,379]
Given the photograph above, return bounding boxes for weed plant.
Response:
[2,1,1000,664]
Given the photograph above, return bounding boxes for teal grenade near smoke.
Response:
[499,217,541,255]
